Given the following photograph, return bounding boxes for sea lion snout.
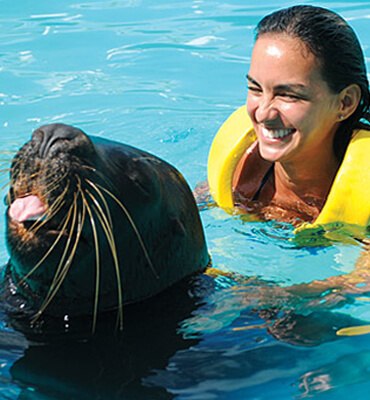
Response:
[33,123,94,159]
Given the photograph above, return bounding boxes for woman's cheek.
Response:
[246,97,258,122]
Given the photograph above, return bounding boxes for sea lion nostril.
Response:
[36,123,83,158]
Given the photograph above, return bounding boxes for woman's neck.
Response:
[273,150,340,210]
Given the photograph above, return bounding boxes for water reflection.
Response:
[2,260,370,399]
[6,276,206,400]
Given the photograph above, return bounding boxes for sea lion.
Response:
[1,123,209,334]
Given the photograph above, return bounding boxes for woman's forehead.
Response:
[254,33,313,60]
[249,34,325,87]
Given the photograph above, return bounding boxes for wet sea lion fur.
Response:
[1,123,209,333]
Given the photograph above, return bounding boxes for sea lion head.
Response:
[7,123,96,246]
[3,123,209,331]
[5,124,109,321]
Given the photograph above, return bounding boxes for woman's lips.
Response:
[261,127,296,140]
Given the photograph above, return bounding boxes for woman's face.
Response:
[246,34,342,164]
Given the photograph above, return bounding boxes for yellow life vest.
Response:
[208,106,370,230]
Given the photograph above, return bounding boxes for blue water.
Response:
[1,0,370,399]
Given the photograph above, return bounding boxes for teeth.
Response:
[261,127,294,139]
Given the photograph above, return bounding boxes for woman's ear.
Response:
[338,84,361,121]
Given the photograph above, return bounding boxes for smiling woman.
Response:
[208,5,370,226]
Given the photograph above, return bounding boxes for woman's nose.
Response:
[254,96,279,123]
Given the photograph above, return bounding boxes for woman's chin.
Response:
[258,137,297,163]
[259,147,291,163]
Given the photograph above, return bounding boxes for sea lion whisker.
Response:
[35,214,76,314]
[0,157,12,165]
[33,194,86,323]
[29,171,41,178]
[40,198,67,227]
[43,191,81,294]
[28,171,42,180]
[0,162,14,168]
[10,153,25,169]
[48,179,70,208]
[42,171,70,198]
[44,170,68,190]
[0,180,12,194]
[84,190,116,251]
[0,158,15,163]
[0,176,12,188]
[0,162,12,169]
[0,170,11,181]
[81,164,96,171]
[12,159,27,182]
[4,190,11,207]
[82,165,118,197]
[0,178,11,192]
[87,197,124,330]
[41,196,79,312]
[80,190,100,334]
[35,201,67,234]
[78,176,124,329]
[11,199,66,255]
[9,158,20,170]
[17,198,76,287]
[23,183,70,237]
[0,157,15,164]
[81,179,115,247]
[39,182,70,223]
[81,164,111,182]
[24,200,64,237]
[84,179,113,228]
[0,149,16,155]
[84,191,117,258]
[95,182,159,280]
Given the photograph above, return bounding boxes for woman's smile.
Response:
[260,127,296,140]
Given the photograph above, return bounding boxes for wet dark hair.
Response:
[255,5,370,160]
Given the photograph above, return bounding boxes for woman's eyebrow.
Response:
[247,74,308,92]
[275,83,308,92]
[246,75,260,87]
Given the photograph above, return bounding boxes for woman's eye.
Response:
[247,86,262,93]
[278,93,303,100]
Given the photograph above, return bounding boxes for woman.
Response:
[204,6,370,341]
[208,5,370,225]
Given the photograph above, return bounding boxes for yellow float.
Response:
[208,106,370,230]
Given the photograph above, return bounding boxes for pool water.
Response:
[1,0,370,399]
